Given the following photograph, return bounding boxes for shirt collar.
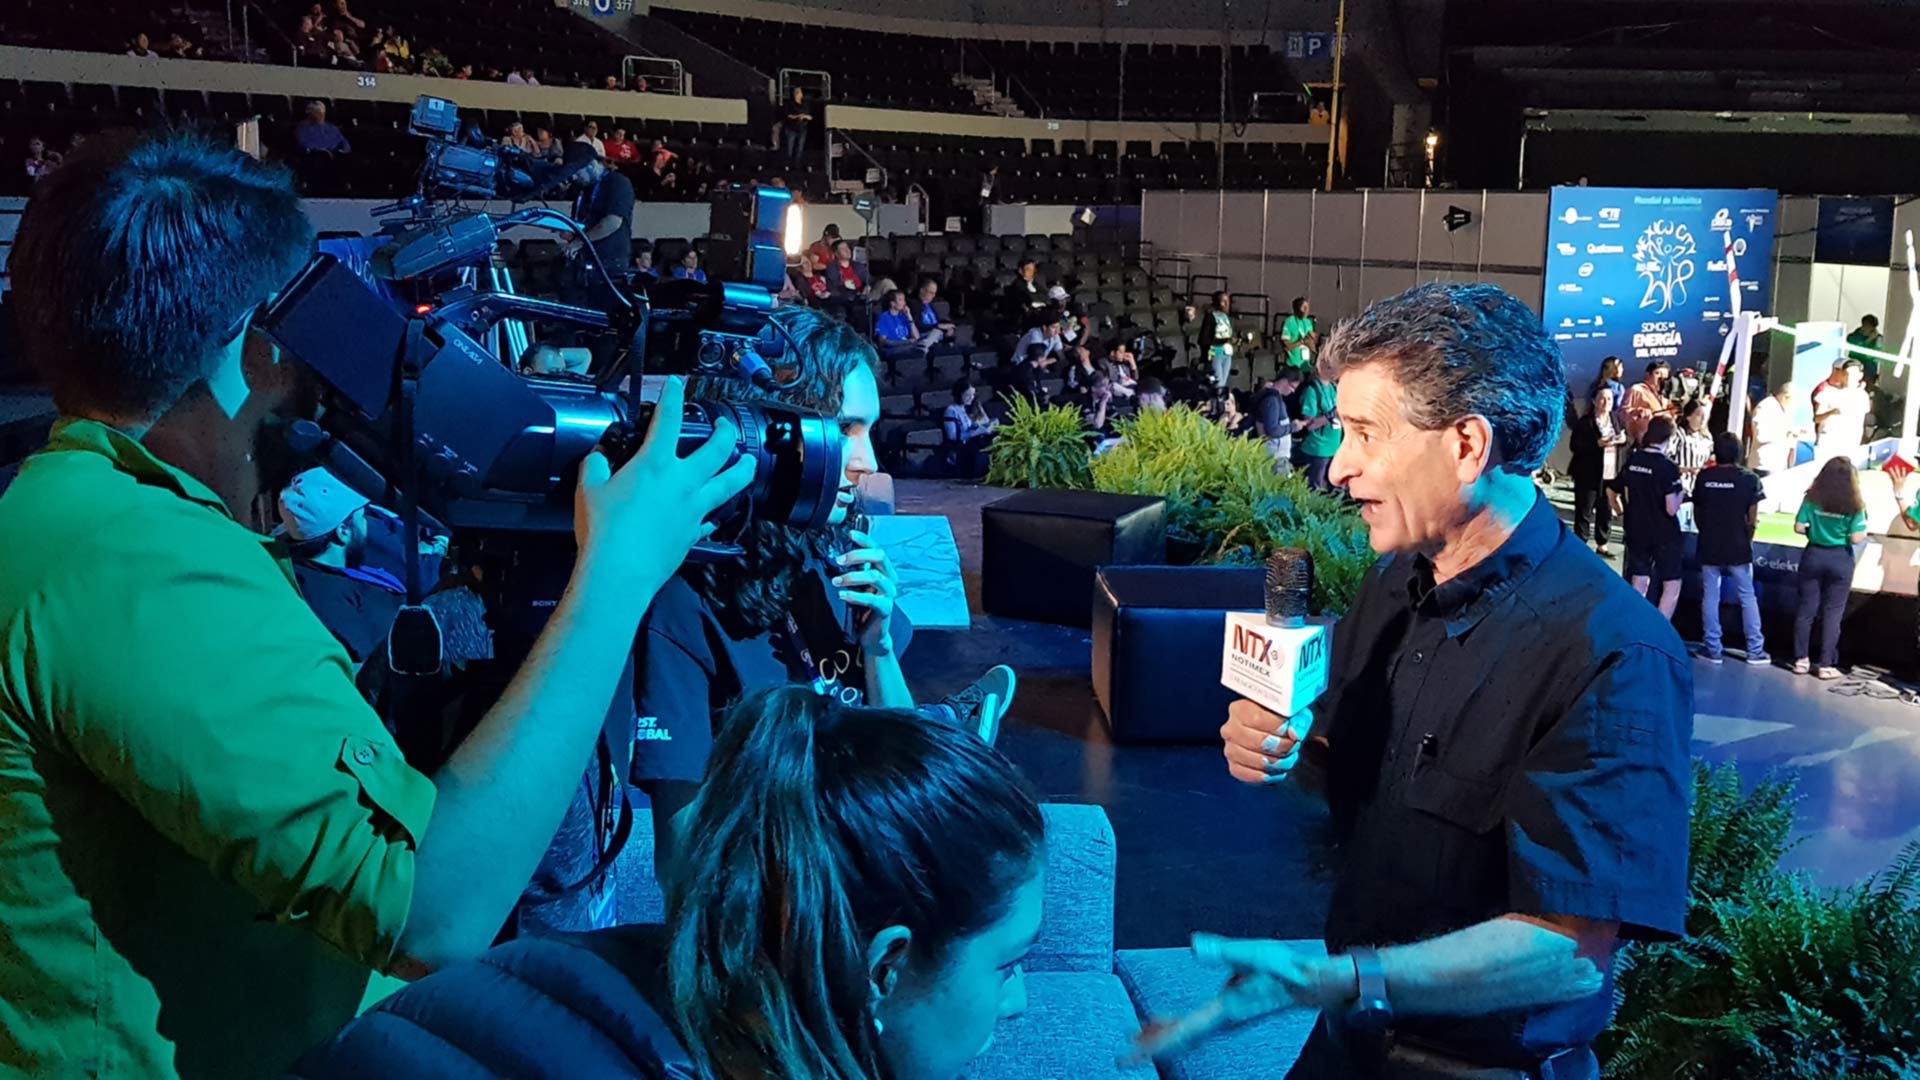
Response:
[1405,489,1559,638]
[42,416,234,518]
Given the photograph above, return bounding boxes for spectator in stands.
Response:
[827,239,865,299]
[1197,291,1236,392]
[874,289,929,366]
[419,46,453,77]
[305,2,329,30]
[1309,99,1331,125]
[1137,377,1170,414]
[808,224,841,269]
[604,127,639,167]
[533,126,563,163]
[791,253,830,306]
[126,32,157,58]
[1063,342,1104,399]
[330,0,367,35]
[23,137,61,186]
[294,17,329,63]
[910,279,957,347]
[635,150,677,199]
[373,28,410,70]
[1281,295,1317,367]
[454,64,475,81]
[325,28,362,68]
[1082,373,1118,436]
[506,66,539,86]
[1002,259,1045,324]
[631,243,656,282]
[972,165,999,231]
[501,120,536,154]
[573,121,606,161]
[1107,340,1139,399]
[672,249,708,284]
[159,32,204,59]
[649,138,677,165]
[630,75,651,93]
[1004,343,1051,405]
[295,101,350,156]
[1015,315,1066,365]
[943,379,996,477]
[780,87,812,166]
[1254,367,1305,467]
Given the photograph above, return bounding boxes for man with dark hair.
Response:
[1281,295,1317,367]
[1692,430,1769,665]
[1252,367,1304,468]
[1001,257,1045,324]
[560,141,635,364]
[1197,283,1691,1079]
[0,131,751,1077]
[1614,414,1684,619]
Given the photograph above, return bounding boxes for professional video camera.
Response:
[260,96,830,556]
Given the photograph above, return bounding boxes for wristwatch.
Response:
[1343,946,1393,1030]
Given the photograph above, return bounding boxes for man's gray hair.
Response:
[1319,282,1566,472]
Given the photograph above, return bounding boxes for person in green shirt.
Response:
[1846,314,1882,379]
[0,131,752,1078]
[1281,295,1318,368]
[1296,362,1343,490]
[1790,457,1868,679]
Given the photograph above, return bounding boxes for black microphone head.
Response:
[1265,547,1313,626]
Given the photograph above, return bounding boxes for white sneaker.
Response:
[1791,659,1811,675]
[1817,666,1845,681]
[934,665,1017,746]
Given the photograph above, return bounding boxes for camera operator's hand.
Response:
[1221,699,1312,786]
[835,528,899,656]
[573,377,754,599]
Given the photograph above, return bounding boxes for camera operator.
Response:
[1161,284,1692,1079]
[560,141,635,368]
[630,307,1013,875]
[0,132,753,1078]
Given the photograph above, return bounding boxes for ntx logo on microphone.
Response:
[1231,623,1327,671]
[1221,612,1332,718]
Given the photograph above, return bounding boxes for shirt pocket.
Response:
[336,734,434,847]
[1402,766,1509,918]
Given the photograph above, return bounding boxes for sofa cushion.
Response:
[967,971,1154,1080]
[1115,946,1323,1080]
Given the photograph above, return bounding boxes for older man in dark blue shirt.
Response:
[1148,283,1692,1080]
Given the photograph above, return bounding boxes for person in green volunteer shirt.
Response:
[1847,314,1882,379]
[1296,360,1343,490]
[1791,457,1868,679]
[0,131,752,1078]
[1198,290,1237,393]
[1281,295,1318,368]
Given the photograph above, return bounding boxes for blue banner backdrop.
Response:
[1543,187,1778,395]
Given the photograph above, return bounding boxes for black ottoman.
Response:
[1092,565,1266,744]
[981,490,1167,627]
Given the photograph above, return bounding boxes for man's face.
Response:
[890,293,908,312]
[309,104,326,122]
[1298,300,1311,318]
[509,123,523,138]
[682,251,699,270]
[1647,366,1668,388]
[920,283,937,304]
[27,138,42,155]
[1218,294,1231,312]
[1330,363,1478,557]
[585,122,598,138]
[830,366,881,526]
[1020,263,1035,282]
[612,129,626,142]
[1844,365,1863,388]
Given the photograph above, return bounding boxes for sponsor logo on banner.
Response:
[1588,243,1624,255]
[1602,296,1617,306]
[1599,207,1621,222]
[1711,207,1733,231]
[1578,262,1595,278]
[1558,283,1583,294]
[1635,220,1697,314]
[1557,242,1578,256]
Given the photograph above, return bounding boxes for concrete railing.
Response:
[826,103,1329,153]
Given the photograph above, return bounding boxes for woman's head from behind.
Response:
[1809,456,1864,516]
[668,686,1045,1080]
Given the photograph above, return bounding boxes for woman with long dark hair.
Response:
[631,307,1011,874]
[1791,456,1868,679]
[1568,384,1627,555]
[289,687,1047,1080]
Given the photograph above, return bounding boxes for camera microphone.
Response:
[1220,548,1330,718]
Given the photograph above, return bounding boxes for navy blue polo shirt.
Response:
[1316,491,1692,1064]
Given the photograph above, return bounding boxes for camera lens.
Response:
[632,398,844,531]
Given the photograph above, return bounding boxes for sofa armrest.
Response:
[1030,803,1117,975]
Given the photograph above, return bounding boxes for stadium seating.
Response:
[655,8,1302,122]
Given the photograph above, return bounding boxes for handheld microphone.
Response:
[1221,549,1331,718]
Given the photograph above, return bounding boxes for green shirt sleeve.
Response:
[1851,511,1869,537]
[5,517,435,971]
[1795,500,1813,528]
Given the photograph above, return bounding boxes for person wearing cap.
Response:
[279,468,407,669]
[0,131,755,1077]
[559,140,635,369]
[1812,358,1870,463]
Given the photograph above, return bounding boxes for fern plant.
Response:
[1088,407,1375,612]
[1601,764,1920,1080]
[983,394,1091,491]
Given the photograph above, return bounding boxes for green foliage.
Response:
[1601,764,1920,1080]
[983,394,1091,491]
[1087,406,1375,613]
